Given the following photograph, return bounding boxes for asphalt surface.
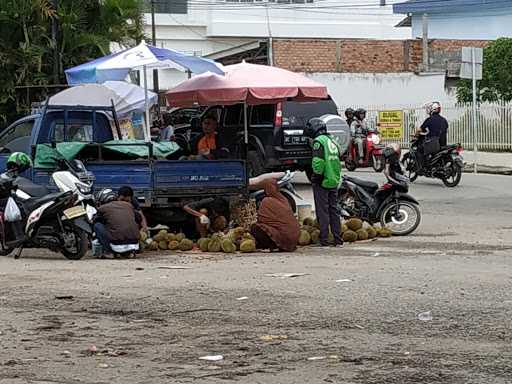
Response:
[0,170,511,384]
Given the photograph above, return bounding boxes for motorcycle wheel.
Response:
[402,154,418,182]
[60,226,88,260]
[380,200,421,236]
[0,247,13,256]
[442,161,462,188]
[372,154,385,172]
[344,160,357,172]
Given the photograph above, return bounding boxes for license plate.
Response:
[63,206,87,220]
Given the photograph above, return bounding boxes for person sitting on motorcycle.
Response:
[344,108,355,128]
[415,102,449,169]
[350,108,368,164]
[93,189,142,259]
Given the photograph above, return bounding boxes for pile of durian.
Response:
[140,227,258,254]
[299,217,393,245]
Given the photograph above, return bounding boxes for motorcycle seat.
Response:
[344,176,379,192]
[22,191,72,213]
[15,177,50,198]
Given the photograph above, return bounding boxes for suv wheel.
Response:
[247,150,265,177]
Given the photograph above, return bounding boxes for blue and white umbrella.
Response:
[65,41,224,85]
[64,42,224,141]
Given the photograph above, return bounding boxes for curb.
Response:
[463,164,512,175]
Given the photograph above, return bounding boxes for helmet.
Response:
[426,102,441,115]
[355,108,367,120]
[383,143,401,161]
[95,188,116,205]
[304,117,327,139]
[6,152,32,173]
[344,108,355,118]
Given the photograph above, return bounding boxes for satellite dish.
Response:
[319,114,351,155]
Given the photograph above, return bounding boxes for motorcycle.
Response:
[249,171,302,213]
[0,160,94,259]
[344,130,385,172]
[338,172,421,236]
[401,133,464,187]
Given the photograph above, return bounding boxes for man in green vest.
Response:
[304,118,343,247]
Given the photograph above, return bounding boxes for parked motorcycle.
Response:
[338,172,421,236]
[344,130,385,172]
[401,134,464,187]
[0,160,94,259]
[249,171,302,213]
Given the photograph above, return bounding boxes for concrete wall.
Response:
[411,8,512,40]
[305,72,456,109]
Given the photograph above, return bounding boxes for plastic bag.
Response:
[5,197,22,222]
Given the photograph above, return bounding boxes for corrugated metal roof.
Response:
[393,0,512,14]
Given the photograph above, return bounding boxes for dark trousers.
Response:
[94,223,112,254]
[312,183,343,246]
[250,224,277,250]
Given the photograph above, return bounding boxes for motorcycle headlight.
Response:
[369,134,381,145]
[76,183,91,194]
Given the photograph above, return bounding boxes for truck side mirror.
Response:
[191,117,201,131]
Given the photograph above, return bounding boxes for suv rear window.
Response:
[250,105,275,126]
[283,100,338,128]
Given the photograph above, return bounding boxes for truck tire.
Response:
[247,150,265,177]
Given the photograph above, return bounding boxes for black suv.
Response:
[177,98,339,176]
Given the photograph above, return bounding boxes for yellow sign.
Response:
[378,110,404,139]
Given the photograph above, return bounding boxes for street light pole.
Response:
[151,0,160,96]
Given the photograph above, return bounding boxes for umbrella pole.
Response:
[143,65,150,142]
[244,101,249,181]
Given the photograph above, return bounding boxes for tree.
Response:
[457,38,512,103]
[0,0,145,128]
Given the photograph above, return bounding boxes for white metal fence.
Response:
[339,102,512,152]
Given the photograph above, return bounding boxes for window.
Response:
[250,105,275,126]
[223,104,243,126]
[0,120,35,153]
[52,119,94,142]
[146,0,187,14]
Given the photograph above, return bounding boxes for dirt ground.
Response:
[1,173,512,384]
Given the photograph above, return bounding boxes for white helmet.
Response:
[427,102,441,115]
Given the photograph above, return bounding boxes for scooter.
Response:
[344,130,385,172]
[338,171,421,236]
[0,159,94,259]
[401,131,464,188]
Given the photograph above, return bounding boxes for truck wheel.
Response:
[247,150,265,177]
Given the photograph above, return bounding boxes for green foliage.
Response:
[457,38,512,103]
[0,0,145,128]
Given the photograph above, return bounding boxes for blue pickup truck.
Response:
[0,104,247,224]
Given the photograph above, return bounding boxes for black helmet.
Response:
[355,108,367,119]
[304,118,327,139]
[95,188,116,205]
[383,143,401,162]
[344,108,355,118]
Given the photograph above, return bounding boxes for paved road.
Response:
[0,172,511,384]
[294,170,512,248]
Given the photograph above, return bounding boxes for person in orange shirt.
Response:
[196,115,229,160]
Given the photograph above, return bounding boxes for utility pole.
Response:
[151,0,160,95]
[52,0,59,84]
[265,3,273,66]
[422,13,429,72]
